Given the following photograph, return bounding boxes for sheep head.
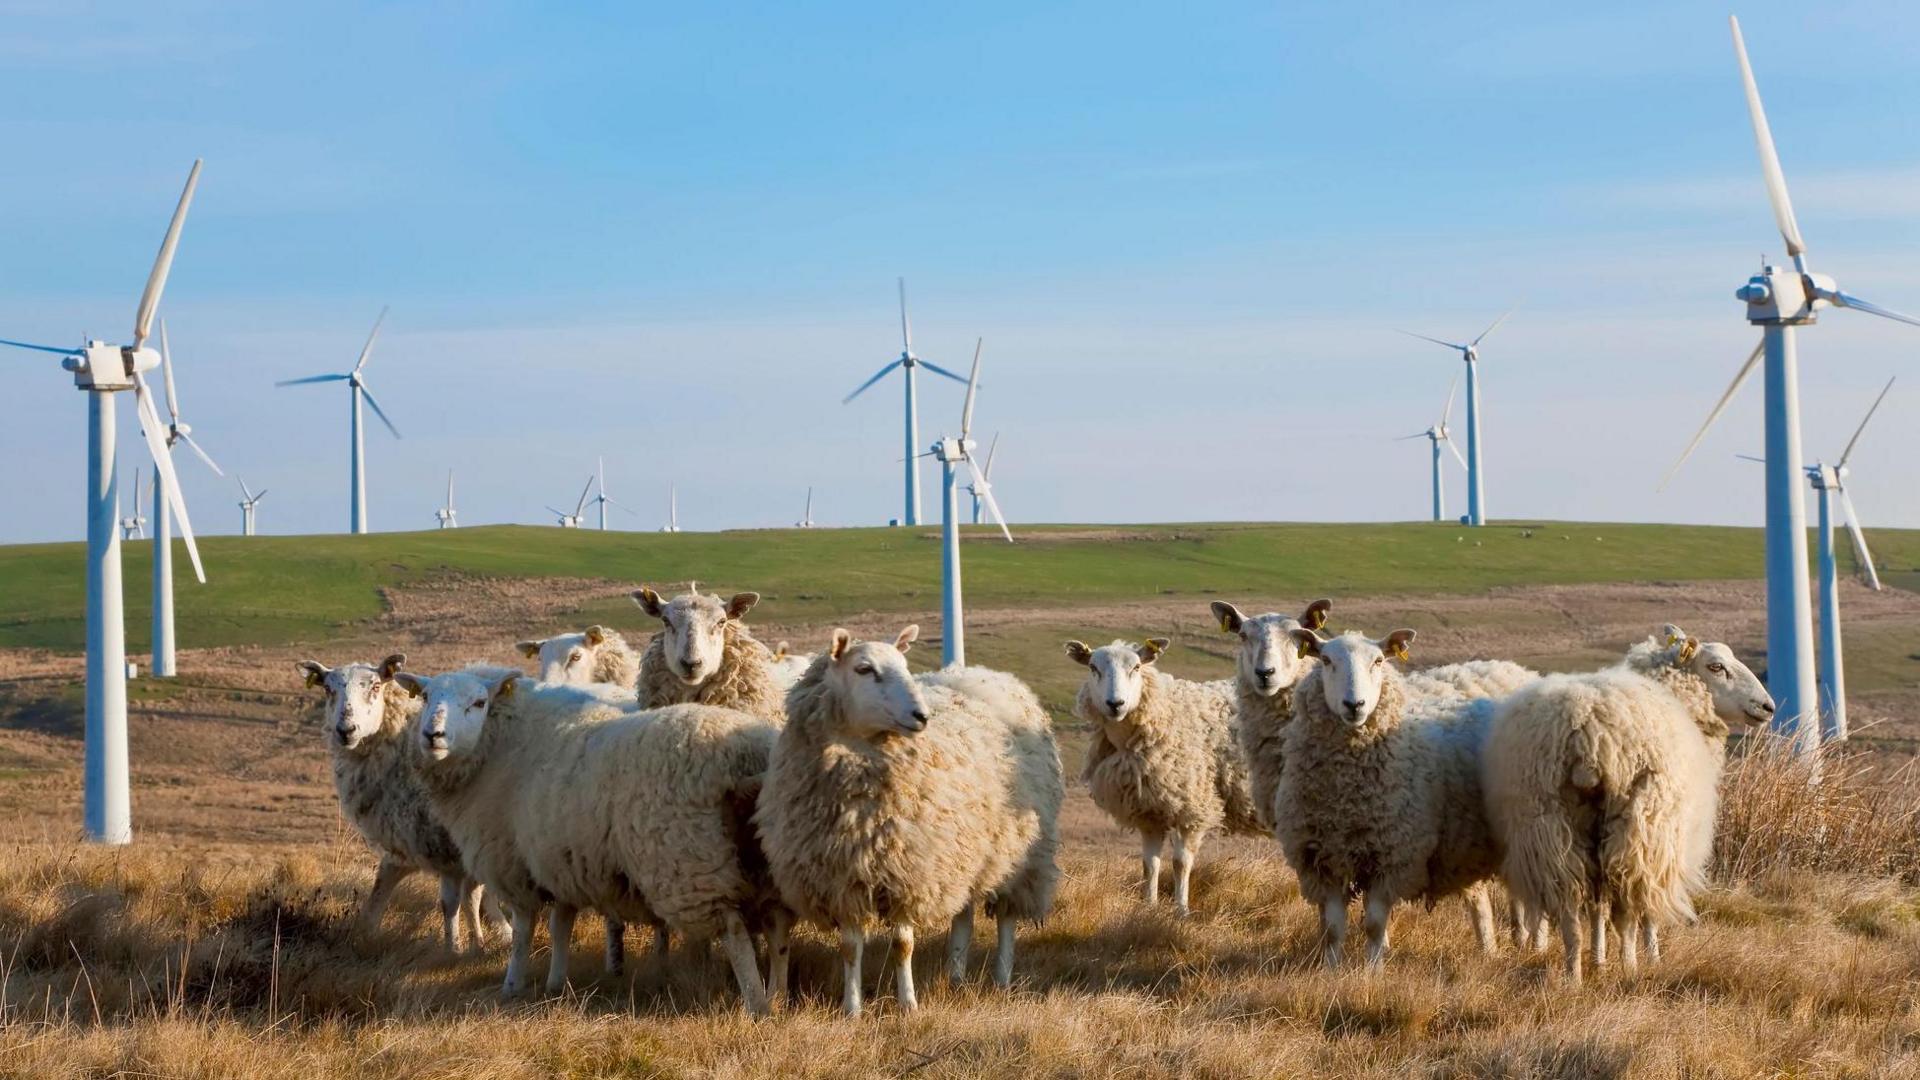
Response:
[297,653,406,752]
[393,667,518,763]
[1291,628,1414,727]
[518,626,616,687]
[1212,598,1332,698]
[634,586,759,687]
[1656,624,1775,727]
[1066,638,1168,725]
[819,625,930,738]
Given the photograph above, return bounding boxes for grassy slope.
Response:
[1,520,1915,652]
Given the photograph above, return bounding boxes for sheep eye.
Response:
[853,663,874,676]
[1707,662,1725,675]
[471,699,486,709]
[1373,657,1384,668]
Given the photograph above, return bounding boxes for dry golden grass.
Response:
[5,748,1920,1080]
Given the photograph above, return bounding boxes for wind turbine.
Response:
[435,470,458,529]
[796,487,816,528]
[236,477,266,536]
[1399,313,1508,527]
[1662,17,1920,748]
[148,320,222,678]
[964,433,1000,526]
[274,307,400,534]
[661,483,682,533]
[586,456,633,530]
[928,340,1012,667]
[118,471,147,540]
[1395,376,1467,522]
[548,475,593,528]
[0,159,208,844]
[843,278,970,526]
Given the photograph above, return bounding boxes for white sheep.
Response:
[633,586,787,722]
[516,624,639,692]
[1209,598,1332,831]
[1067,637,1262,916]
[295,653,492,954]
[766,641,812,693]
[755,627,1063,1017]
[395,666,785,1013]
[1482,626,1775,982]
[1275,628,1507,967]
[1406,658,1539,702]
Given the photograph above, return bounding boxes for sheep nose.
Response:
[1105,699,1125,715]
[1254,667,1276,680]
[1758,700,1776,715]
[911,709,929,724]
[1342,699,1364,715]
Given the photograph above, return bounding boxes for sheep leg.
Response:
[479,887,511,938]
[1140,830,1166,906]
[993,913,1017,989]
[1465,885,1497,955]
[1319,895,1348,968]
[766,908,792,1009]
[545,904,578,995]
[892,924,919,1011]
[1588,902,1608,971]
[1362,891,1392,970]
[504,904,540,997]
[947,904,974,985]
[435,875,462,955]
[1640,920,1660,962]
[651,918,671,968]
[1556,910,1583,985]
[1170,830,1197,917]
[457,879,488,954]
[358,856,415,934]
[1614,911,1638,972]
[603,914,625,976]
[721,910,771,1018]
[838,925,865,1018]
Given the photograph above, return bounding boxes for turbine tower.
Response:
[585,457,632,530]
[1664,17,1920,748]
[796,487,815,528]
[118,470,147,540]
[236,477,266,536]
[148,320,223,678]
[0,159,208,844]
[661,483,682,533]
[548,475,593,528]
[965,433,1000,525]
[435,470,458,529]
[275,307,400,534]
[1395,376,1466,522]
[1399,313,1508,526]
[928,340,1012,667]
[843,278,969,526]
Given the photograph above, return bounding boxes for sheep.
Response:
[1275,628,1508,968]
[1209,598,1333,831]
[394,666,785,1013]
[1482,626,1775,982]
[1067,637,1262,916]
[1406,658,1539,703]
[516,624,639,692]
[633,586,786,722]
[767,641,812,693]
[755,626,1063,1017]
[295,653,493,955]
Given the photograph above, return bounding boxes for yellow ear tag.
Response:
[1676,640,1699,665]
[1296,641,1311,660]
[1218,616,1233,633]
[1391,644,1410,662]
[304,671,322,688]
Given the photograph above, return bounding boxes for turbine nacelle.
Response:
[1738,265,1835,325]
[65,342,160,390]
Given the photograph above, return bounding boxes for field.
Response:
[3,520,1920,1077]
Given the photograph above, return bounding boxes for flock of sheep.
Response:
[296,586,1778,1016]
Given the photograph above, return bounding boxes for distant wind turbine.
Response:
[119,470,147,540]
[148,320,223,678]
[236,477,266,536]
[548,475,593,528]
[1399,313,1509,527]
[965,434,1000,525]
[661,483,682,533]
[1395,375,1466,522]
[587,457,633,530]
[796,487,816,529]
[929,340,1012,667]
[843,278,970,526]
[275,307,401,534]
[435,470,457,529]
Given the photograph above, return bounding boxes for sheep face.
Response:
[1662,628,1776,726]
[297,654,404,752]
[1212,598,1331,698]
[822,626,930,737]
[1291,628,1415,727]
[635,587,758,686]
[517,626,610,686]
[394,669,516,762]
[1066,639,1167,723]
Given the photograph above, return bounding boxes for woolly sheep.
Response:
[1275,628,1507,967]
[395,667,785,1013]
[755,627,1063,1017]
[767,641,812,693]
[295,653,491,954]
[1209,598,1333,831]
[1482,626,1775,982]
[634,586,787,722]
[516,624,640,692]
[1406,658,1539,703]
[1067,637,1262,916]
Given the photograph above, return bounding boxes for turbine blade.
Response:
[1659,339,1765,490]
[574,475,594,516]
[358,382,403,439]
[133,160,202,349]
[275,373,350,386]
[133,374,204,582]
[0,337,82,356]
[253,488,267,502]
[1837,376,1896,468]
[970,461,1013,542]
[842,360,903,404]
[918,360,970,385]
[545,506,569,519]
[982,432,999,478]
[1470,309,1512,347]
[352,306,389,374]
[236,476,253,501]
[1829,291,1920,330]
[1442,373,1458,426]
[1735,453,1768,464]
[1394,431,1430,441]
[1835,488,1883,591]
[1729,16,1807,259]
[959,339,982,441]
[1447,438,1468,471]
[1396,329,1466,351]
[159,319,181,422]
[180,431,223,476]
[898,277,912,353]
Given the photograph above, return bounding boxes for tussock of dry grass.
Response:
[1715,736,1920,884]
[4,833,1920,1078]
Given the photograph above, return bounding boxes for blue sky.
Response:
[3,1,1918,542]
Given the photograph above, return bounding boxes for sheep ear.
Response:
[1302,598,1333,631]
[1675,637,1700,666]
[1064,640,1094,666]
[584,625,609,646]
[516,640,542,659]
[489,672,519,700]
[1661,623,1687,647]
[725,592,760,620]
[298,660,329,688]
[1288,628,1323,661]
[1383,629,1416,663]
[1137,638,1170,664]
[772,641,790,661]
[827,629,853,662]
[894,625,919,653]
[632,588,666,618]
[1210,601,1244,634]
[378,653,406,681]
[391,672,426,699]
